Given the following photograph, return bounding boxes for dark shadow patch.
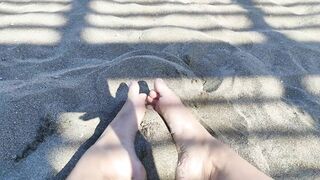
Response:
[15,114,57,162]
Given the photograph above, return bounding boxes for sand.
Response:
[0,0,320,179]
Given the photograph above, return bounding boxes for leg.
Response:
[147,79,272,180]
[68,81,146,180]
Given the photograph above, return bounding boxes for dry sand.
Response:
[0,0,320,179]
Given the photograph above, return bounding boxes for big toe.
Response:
[154,78,175,97]
[128,81,140,98]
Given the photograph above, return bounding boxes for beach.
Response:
[0,0,320,179]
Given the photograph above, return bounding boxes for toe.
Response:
[154,78,172,96]
[128,81,139,98]
[138,93,147,104]
[149,90,158,99]
[147,95,154,104]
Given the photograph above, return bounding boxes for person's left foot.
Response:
[68,81,147,180]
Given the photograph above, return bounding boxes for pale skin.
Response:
[67,79,272,180]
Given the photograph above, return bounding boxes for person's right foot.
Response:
[147,79,225,179]
[147,79,272,180]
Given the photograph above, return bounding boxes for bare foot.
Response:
[147,79,271,180]
[68,81,146,180]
